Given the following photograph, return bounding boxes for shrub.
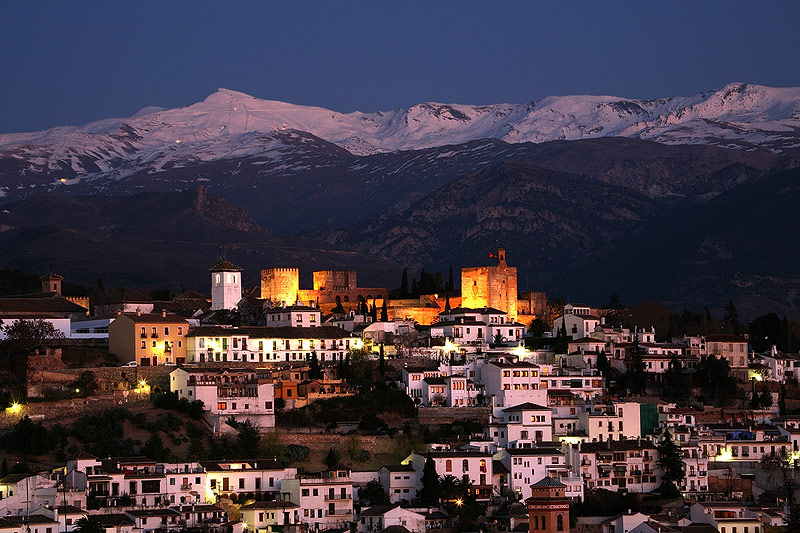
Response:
[285,444,310,462]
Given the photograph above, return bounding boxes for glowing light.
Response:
[139,379,148,388]
[175,140,181,144]
[7,403,21,414]
[444,340,459,352]
[748,370,764,382]
[455,499,463,507]
[60,178,67,183]
[512,345,531,358]
[204,482,217,504]
[716,448,733,462]
[75,388,80,393]
[559,436,584,445]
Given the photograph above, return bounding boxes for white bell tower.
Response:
[210,260,243,311]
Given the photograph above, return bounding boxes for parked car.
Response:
[163,361,176,367]
[121,361,137,367]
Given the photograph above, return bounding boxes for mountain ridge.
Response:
[1,82,799,202]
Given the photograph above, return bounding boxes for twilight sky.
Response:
[2,1,799,133]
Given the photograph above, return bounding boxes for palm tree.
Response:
[439,475,460,503]
[73,516,104,533]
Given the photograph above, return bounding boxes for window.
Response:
[462,459,469,472]
[164,327,169,335]
[446,460,452,472]
[141,341,146,349]
[239,479,245,489]
[557,514,564,531]
[217,402,227,410]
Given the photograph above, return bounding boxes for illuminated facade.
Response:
[461,248,518,320]
[108,310,188,366]
[260,267,300,305]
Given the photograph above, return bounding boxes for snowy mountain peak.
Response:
[0,83,799,190]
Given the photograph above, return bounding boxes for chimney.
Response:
[116,310,122,316]
[162,309,167,318]
[136,308,142,317]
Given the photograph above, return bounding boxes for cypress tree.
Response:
[447,265,454,293]
[400,269,409,298]
[380,299,388,322]
[444,293,451,313]
[418,453,441,506]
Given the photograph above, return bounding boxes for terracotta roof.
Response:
[530,476,565,487]
[188,325,352,339]
[118,312,188,324]
[502,402,550,412]
[0,295,87,314]
[210,260,243,272]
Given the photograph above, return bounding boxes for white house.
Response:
[171,367,276,431]
[281,468,354,531]
[359,504,426,533]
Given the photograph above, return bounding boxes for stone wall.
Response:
[1,392,151,429]
[417,406,490,425]
[27,365,174,398]
[260,267,300,304]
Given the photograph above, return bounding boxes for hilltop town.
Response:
[0,249,797,533]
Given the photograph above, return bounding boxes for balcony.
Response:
[325,509,352,516]
[324,494,351,501]
[181,484,192,490]
[140,333,147,339]
[151,333,159,339]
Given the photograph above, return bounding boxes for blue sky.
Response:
[1,1,799,132]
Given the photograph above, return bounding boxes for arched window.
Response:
[557,514,564,531]
[541,516,546,530]
[445,460,452,472]
[533,516,539,530]
[215,273,221,285]
[462,459,469,472]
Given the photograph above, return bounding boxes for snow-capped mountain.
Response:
[1,83,799,184]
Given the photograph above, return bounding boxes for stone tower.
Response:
[461,247,518,319]
[525,476,570,533]
[260,267,299,305]
[41,273,63,295]
[210,260,243,311]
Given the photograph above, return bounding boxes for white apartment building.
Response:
[378,466,418,503]
[577,402,642,443]
[201,460,296,498]
[567,440,660,493]
[401,367,443,403]
[481,360,546,417]
[282,468,354,531]
[187,326,362,364]
[265,305,322,328]
[486,403,553,448]
[497,447,582,501]
[171,367,276,431]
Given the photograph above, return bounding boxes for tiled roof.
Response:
[188,325,352,339]
[210,260,244,272]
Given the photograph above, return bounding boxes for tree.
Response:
[73,516,105,533]
[332,296,345,314]
[347,349,373,390]
[694,354,738,405]
[759,385,774,409]
[657,432,685,497]
[418,453,440,506]
[596,350,611,378]
[663,355,689,400]
[493,330,504,347]
[626,342,647,396]
[444,293,451,313]
[378,343,385,380]
[2,319,65,351]
[439,474,460,503]
[780,384,788,417]
[324,447,341,470]
[237,420,261,458]
[553,317,569,354]
[447,265,454,293]
[380,299,388,322]
[70,370,100,397]
[749,313,785,352]
[723,300,741,335]
[308,353,322,380]
[400,269,409,298]
[370,300,378,322]
[358,479,388,506]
